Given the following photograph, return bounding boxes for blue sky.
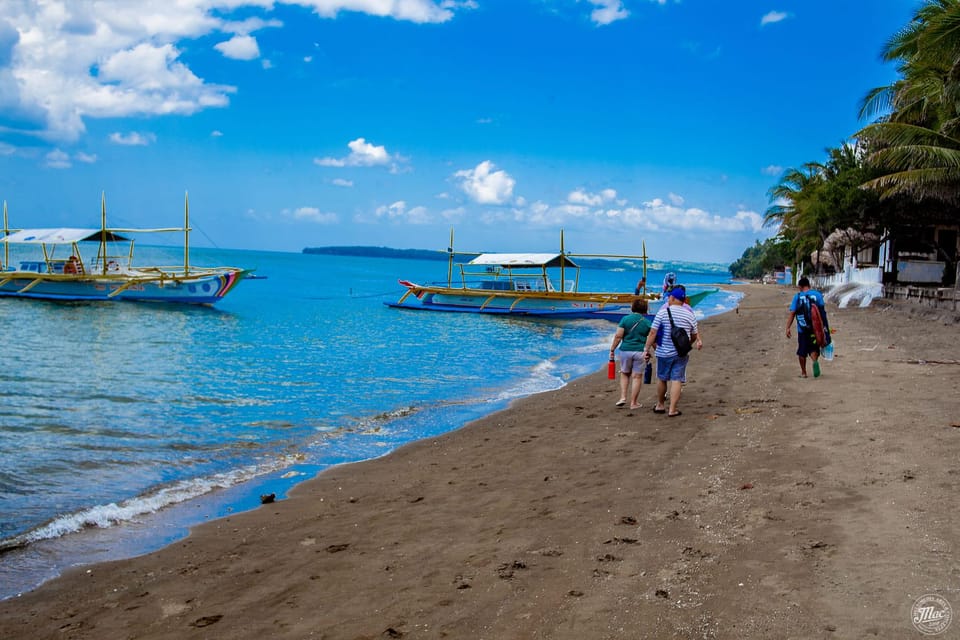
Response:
[0,1,914,263]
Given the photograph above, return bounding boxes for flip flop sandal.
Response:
[653,407,666,414]
[668,411,682,417]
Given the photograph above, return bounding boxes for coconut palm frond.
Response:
[872,143,960,171]
[863,167,960,203]
[859,122,960,149]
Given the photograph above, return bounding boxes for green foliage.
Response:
[741,1,960,272]
[729,237,793,280]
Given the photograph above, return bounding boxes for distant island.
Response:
[303,245,730,275]
[303,246,465,261]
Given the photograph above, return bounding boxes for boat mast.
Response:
[100,192,107,274]
[559,229,565,293]
[2,201,8,270]
[184,192,190,276]
[641,240,648,294]
[447,227,454,288]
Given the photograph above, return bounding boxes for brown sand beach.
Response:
[0,283,958,639]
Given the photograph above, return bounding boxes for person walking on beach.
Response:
[785,276,829,378]
[610,298,652,409]
[644,287,701,417]
[662,272,677,294]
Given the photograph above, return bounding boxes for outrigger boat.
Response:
[386,231,714,321]
[0,194,247,305]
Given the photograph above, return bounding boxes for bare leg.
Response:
[655,379,667,411]
[629,373,643,409]
[797,356,807,377]
[668,381,683,415]
[617,371,629,404]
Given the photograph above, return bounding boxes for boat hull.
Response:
[386,285,715,321]
[0,270,245,305]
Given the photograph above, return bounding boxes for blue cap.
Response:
[669,287,686,301]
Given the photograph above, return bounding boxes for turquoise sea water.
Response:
[0,248,740,598]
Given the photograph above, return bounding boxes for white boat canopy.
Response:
[467,253,579,268]
[0,228,129,244]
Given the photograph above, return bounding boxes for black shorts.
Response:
[796,329,819,357]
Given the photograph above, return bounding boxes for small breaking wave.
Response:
[0,453,304,554]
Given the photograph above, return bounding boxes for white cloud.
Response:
[75,151,97,163]
[762,164,784,176]
[314,137,405,171]
[454,160,516,205]
[0,1,471,142]
[491,192,764,234]
[109,132,156,146]
[589,1,629,26]
[290,206,338,224]
[760,11,789,26]
[300,0,464,23]
[215,34,260,60]
[211,130,224,137]
[568,188,617,206]
[332,178,354,187]
[374,201,431,224]
[44,149,71,169]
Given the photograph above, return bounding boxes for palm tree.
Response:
[858,0,960,202]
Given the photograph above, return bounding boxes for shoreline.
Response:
[4,283,956,638]
[0,286,741,600]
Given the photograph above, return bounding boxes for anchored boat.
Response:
[0,194,247,305]
[386,231,713,321]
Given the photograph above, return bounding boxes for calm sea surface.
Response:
[0,247,739,598]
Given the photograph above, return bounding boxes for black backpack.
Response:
[666,307,692,357]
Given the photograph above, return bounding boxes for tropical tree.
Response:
[858,0,960,204]
[765,144,883,273]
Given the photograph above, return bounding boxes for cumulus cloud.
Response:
[568,188,617,206]
[44,149,71,169]
[215,34,260,60]
[331,178,354,187]
[301,0,465,23]
[374,201,431,224]
[109,132,156,146]
[0,1,470,141]
[762,164,784,176]
[454,160,516,205]
[314,138,406,171]
[589,1,629,25]
[290,206,338,224]
[761,11,789,26]
[488,192,764,235]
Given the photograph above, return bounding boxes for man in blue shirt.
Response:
[785,277,827,378]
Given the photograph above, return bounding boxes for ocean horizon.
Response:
[0,246,741,599]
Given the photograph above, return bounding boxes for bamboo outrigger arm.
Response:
[16,278,45,293]
[508,295,531,312]
[106,276,164,298]
[479,294,499,311]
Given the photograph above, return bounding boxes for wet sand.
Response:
[1,283,958,639]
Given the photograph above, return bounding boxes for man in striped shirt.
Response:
[643,287,702,417]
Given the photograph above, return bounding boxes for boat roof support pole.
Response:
[560,229,565,293]
[447,227,454,288]
[2,201,7,270]
[100,192,107,275]
[184,192,190,277]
